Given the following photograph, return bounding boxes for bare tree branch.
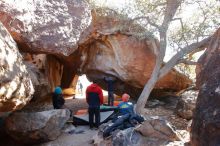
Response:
[159,0,182,58]
[158,36,212,79]
[151,2,167,7]
[162,0,182,28]
[136,0,182,114]
[172,17,189,47]
[135,0,218,114]
[131,16,160,29]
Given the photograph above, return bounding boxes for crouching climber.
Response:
[103,93,144,138]
[86,81,104,129]
[103,112,144,138]
[52,86,65,109]
[118,93,134,115]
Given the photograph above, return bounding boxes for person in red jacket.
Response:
[86,81,104,129]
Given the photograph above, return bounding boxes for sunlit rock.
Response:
[78,9,192,97]
[0,22,34,112]
[0,0,92,55]
[135,118,180,141]
[0,3,192,99]
[5,109,70,144]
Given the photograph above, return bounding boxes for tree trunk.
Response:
[135,0,212,114]
[136,74,158,113]
[135,36,211,114]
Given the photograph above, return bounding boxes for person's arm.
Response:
[61,95,65,105]
[98,88,104,104]
[129,102,134,113]
[86,87,89,103]
[117,102,122,110]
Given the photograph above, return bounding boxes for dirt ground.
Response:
[1,94,191,146]
[36,96,96,146]
[64,97,88,114]
[38,126,97,146]
[40,95,190,146]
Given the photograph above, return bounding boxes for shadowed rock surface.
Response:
[0,0,91,55]
[5,109,70,144]
[191,28,220,146]
[176,90,198,120]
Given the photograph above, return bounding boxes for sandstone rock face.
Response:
[0,0,91,55]
[135,118,180,141]
[0,0,91,95]
[23,54,51,101]
[0,22,34,112]
[78,10,192,97]
[23,53,46,71]
[25,64,50,102]
[176,90,198,120]
[80,34,157,88]
[95,119,180,146]
[112,128,146,146]
[23,53,78,99]
[93,127,168,146]
[0,2,192,100]
[46,55,63,90]
[112,127,181,146]
[191,28,220,146]
[5,109,70,144]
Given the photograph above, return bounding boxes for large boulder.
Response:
[0,0,91,55]
[0,0,92,90]
[135,118,180,141]
[112,128,148,146]
[0,1,192,98]
[78,9,192,97]
[93,127,169,146]
[112,127,181,146]
[93,118,181,146]
[5,109,70,144]
[0,22,34,112]
[23,54,50,101]
[191,28,220,146]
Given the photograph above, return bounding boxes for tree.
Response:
[134,0,219,113]
[87,0,220,113]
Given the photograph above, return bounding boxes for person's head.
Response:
[54,86,62,94]
[122,93,130,102]
[93,80,98,84]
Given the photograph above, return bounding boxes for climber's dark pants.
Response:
[88,107,100,128]
[108,91,114,106]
